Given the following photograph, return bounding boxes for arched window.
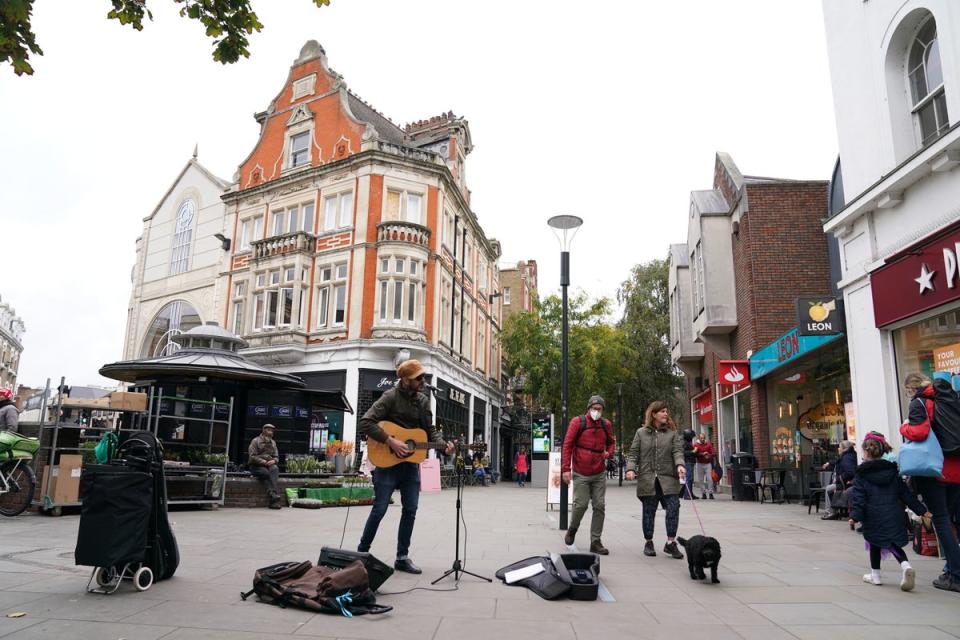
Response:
[170,199,196,275]
[140,300,202,358]
[908,17,949,146]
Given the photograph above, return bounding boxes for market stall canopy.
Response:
[285,388,354,414]
[100,321,296,383]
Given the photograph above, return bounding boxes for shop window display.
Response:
[894,307,960,418]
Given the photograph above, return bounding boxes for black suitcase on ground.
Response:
[318,547,394,592]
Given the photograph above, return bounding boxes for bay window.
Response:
[239,215,263,251]
[377,254,425,327]
[385,189,424,224]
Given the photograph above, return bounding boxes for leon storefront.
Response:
[749,297,852,499]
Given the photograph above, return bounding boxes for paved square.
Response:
[1,481,959,639]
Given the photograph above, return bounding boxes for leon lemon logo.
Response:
[807,300,835,322]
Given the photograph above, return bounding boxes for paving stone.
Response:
[0,619,174,640]
[748,603,869,625]
[785,625,957,640]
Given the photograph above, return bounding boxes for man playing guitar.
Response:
[357,359,454,574]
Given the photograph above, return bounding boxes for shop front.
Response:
[750,309,850,499]
[436,378,470,443]
[714,360,751,489]
[872,223,960,422]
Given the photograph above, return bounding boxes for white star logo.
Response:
[915,263,936,294]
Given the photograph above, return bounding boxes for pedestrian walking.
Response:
[901,372,960,592]
[626,400,686,560]
[849,432,931,590]
[562,395,616,555]
[693,432,715,499]
[514,446,529,487]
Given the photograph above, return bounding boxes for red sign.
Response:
[718,360,750,387]
[871,224,960,327]
[694,390,713,424]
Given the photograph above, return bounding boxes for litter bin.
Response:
[730,452,756,501]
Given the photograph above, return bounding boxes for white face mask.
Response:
[589,409,601,421]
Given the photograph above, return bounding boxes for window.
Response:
[477,316,486,372]
[478,256,488,291]
[169,200,196,275]
[274,202,315,235]
[503,287,511,306]
[385,189,424,224]
[232,282,247,336]
[909,18,949,146]
[140,300,202,358]
[290,131,310,168]
[316,261,348,328]
[239,216,263,251]
[462,238,472,275]
[322,191,354,232]
[692,242,705,315]
[377,254,425,327]
[443,210,455,247]
[253,267,296,329]
[462,301,472,358]
[441,276,452,345]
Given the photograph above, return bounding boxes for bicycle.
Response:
[0,431,40,517]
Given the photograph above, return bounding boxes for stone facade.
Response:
[0,295,25,390]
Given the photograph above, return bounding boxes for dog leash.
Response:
[684,482,708,536]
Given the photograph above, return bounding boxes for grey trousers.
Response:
[569,471,607,543]
[250,464,280,499]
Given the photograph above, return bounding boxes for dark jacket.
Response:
[561,414,615,475]
[0,400,19,431]
[682,430,697,464]
[359,387,442,445]
[850,459,927,548]
[826,447,858,488]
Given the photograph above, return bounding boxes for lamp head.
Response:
[547,214,583,250]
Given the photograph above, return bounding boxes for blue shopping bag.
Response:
[899,432,944,477]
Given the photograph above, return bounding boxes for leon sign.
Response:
[797,297,844,336]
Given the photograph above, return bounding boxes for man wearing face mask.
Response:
[562,395,616,554]
[357,359,455,574]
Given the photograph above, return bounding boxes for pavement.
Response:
[1,480,960,640]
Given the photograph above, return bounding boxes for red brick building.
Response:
[670,153,848,498]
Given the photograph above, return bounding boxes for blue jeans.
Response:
[358,462,420,559]
[640,478,680,540]
[684,463,695,497]
[915,477,960,579]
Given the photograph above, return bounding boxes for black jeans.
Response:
[640,478,680,540]
[358,462,421,559]
[249,464,280,499]
[915,476,960,579]
[869,544,908,570]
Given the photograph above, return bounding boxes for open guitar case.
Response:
[495,552,600,601]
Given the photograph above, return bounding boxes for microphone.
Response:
[421,383,447,400]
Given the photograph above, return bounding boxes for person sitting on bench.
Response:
[248,424,282,509]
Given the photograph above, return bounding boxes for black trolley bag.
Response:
[75,431,180,592]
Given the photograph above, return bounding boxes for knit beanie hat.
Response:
[586,395,605,410]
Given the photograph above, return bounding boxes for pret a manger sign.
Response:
[871,227,960,327]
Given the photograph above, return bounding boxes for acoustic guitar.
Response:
[367,421,450,469]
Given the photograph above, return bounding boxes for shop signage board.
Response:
[448,388,467,405]
[798,401,845,441]
[844,402,857,442]
[871,225,960,327]
[532,414,551,453]
[796,297,844,336]
[546,451,572,509]
[271,405,293,418]
[934,343,960,375]
[694,389,713,423]
[717,360,750,399]
[749,327,844,379]
[248,405,268,417]
[419,459,441,493]
[360,370,399,392]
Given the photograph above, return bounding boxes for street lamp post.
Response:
[548,214,583,532]
[617,382,624,487]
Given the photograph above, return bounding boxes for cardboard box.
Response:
[38,454,84,505]
[110,391,147,412]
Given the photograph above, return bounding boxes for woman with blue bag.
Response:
[900,372,960,593]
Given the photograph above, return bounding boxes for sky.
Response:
[0,0,838,389]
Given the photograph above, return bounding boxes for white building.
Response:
[0,295,25,390]
[822,0,960,444]
[123,155,231,360]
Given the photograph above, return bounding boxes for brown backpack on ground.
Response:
[241,559,392,616]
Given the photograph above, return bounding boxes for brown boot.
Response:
[564,528,577,545]
[590,540,609,555]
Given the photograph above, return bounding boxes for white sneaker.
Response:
[863,573,882,585]
[901,567,916,592]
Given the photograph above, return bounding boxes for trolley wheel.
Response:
[134,566,153,591]
[93,567,116,588]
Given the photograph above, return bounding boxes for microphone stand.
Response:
[431,444,491,585]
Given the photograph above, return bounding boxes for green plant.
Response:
[79,441,97,465]
[205,453,227,466]
[286,455,320,474]
[185,449,208,465]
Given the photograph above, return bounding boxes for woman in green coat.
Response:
[626,400,687,559]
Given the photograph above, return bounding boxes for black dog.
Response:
[677,535,721,583]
